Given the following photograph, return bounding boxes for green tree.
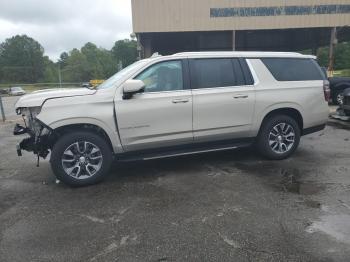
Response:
[316,41,350,70]
[58,52,69,68]
[41,56,58,83]
[111,39,137,68]
[98,49,118,78]
[334,42,350,70]
[81,42,105,79]
[0,35,45,83]
[62,48,89,82]
[62,42,118,81]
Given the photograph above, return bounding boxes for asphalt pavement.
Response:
[0,108,350,261]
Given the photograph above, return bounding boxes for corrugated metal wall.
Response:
[131,0,350,33]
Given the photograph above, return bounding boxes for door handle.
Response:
[172,98,190,104]
[234,94,248,99]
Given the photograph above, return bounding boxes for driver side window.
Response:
[135,60,183,92]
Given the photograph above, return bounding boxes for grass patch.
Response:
[333,69,350,77]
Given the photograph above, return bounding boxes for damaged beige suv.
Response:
[14,52,329,186]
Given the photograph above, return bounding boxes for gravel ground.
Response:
[0,118,350,261]
[0,96,21,120]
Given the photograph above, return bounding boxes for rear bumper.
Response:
[302,124,326,136]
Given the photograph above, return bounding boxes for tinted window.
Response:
[262,58,325,81]
[232,59,246,86]
[135,61,183,92]
[190,59,245,89]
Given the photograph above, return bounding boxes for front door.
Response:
[115,60,193,152]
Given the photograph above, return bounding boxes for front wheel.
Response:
[50,131,113,187]
[256,115,301,160]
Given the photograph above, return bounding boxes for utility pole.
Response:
[232,30,236,51]
[58,64,62,88]
[136,34,142,60]
[0,96,5,122]
[328,27,337,76]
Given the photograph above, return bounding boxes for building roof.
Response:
[132,0,350,33]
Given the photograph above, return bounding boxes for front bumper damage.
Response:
[14,121,52,163]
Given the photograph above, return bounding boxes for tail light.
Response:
[323,80,331,102]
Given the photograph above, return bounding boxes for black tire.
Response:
[332,90,344,105]
[256,115,301,160]
[50,131,113,187]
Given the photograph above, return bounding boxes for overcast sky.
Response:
[0,0,132,61]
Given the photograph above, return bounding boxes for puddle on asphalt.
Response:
[307,214,350,244]
[280,169,325,195]
[234,163,326,196]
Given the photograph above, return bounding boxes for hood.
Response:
[15,88,96,108]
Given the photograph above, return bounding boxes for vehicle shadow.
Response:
[107,146,261,182]
[104,145,330,197]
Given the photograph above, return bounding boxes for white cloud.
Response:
[0,0,132,61]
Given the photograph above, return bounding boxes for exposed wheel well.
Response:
[49,124,113,151]
[261,108,303,132]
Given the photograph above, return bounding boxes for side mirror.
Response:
[122,80,145,99]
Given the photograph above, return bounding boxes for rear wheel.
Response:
[50,131,113,187]
[256,115,300,160]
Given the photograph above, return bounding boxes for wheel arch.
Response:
[333,82,350,91]
[53,123,113,150]
[45,118,122,153]
[257,107,304,135]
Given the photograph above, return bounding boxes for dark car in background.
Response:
[341,88,350,116]
[321,67,350,105]
[329,77,350,105]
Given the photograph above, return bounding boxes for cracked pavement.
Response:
[0,118,350,261]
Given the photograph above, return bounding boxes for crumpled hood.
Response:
[15,88,96,108]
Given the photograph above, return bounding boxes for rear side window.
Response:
[190,59,247,89]
[261,58,325,81]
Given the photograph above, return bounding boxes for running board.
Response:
[115,139,253,162]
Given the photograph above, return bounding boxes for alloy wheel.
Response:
[61,141,103,179]
[268,123,295,154]
[337,93,344,105]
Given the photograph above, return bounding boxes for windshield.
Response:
[97,60,149,90]
[11,87,22,91]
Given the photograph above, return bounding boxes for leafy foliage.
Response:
[0,35,138,84]
[111,39,137,68]
[317,42,350,70]
[0,35,45,83]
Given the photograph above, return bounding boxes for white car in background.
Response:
[9,86,26,96]
[13,51,329,187]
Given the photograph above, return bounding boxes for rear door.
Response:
[115,59,193,152]
[190,58,256,142]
